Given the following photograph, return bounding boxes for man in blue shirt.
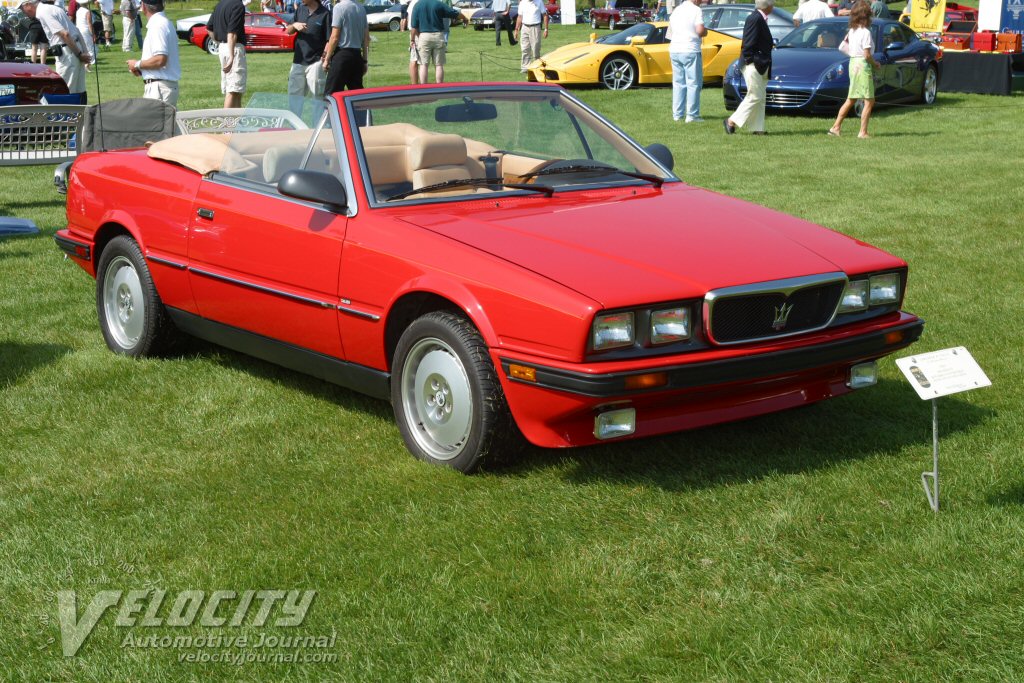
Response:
[410,0,466,83]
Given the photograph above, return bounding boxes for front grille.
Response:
[706,275,845,345]
[765,90,812,106]
[736,88,812,107]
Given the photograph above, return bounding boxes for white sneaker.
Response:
[685,117,704,123]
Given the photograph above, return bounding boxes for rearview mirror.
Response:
[278,169,348,211]
[434,102,498,123]
[645,143,674,172]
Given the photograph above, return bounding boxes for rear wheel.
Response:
[388,18,400,31]
[205,36,219,56]
[391,311,518,473]
[600,54,637,90]
[921,63,937,105]
[590,16,598,29]
[609,17,617,31]
[96,235,177,357]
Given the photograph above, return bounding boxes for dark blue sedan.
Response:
[723,18,941,115]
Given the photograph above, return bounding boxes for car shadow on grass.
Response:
[501,378,993,490]
[0,341,72,388]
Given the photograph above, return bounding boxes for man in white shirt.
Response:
[19,0,91,97]
[667,0,706,122]
[127,0,180,106]
[513,0,547,74]
[792,0,831,26]
[98,0,114,47]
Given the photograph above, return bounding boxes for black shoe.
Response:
[723,119,736,135]
[511,39,518,46]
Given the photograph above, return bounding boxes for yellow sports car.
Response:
[526,22,742,90]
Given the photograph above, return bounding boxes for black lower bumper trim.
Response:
[54,233,91,260]
[501,319,924,397]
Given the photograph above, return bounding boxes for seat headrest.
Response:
[409,134,467,171]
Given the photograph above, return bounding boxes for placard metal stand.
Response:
[921,399,940,512]
[896,347,991,513]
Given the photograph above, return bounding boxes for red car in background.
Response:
[55,83,923,473]
[589,0,652,30]
[0,61,69,105]
[189,12,295,56]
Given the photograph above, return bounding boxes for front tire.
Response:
[590,16,598,29]
[95,235,176,357]
[600,54,637,90]
[609,17,617,31]
[388,18,401,31]
[921,63,937,105]
[391,311,517,473]
[205,36,219,56]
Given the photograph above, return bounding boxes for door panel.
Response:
[188,182,346,358]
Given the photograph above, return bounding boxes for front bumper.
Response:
[497,314,923,447]
[724,79,851,115]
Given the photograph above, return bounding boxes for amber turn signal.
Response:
[624,372,667,390]
[509,364,536,382]
[885,331,904,345]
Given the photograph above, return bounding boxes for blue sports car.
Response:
[723,17,941,115]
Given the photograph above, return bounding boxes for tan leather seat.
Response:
[409,134,471,190]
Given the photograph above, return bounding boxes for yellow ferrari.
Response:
[526,22,742,90]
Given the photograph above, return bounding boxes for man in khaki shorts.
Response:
[409,0,465,84]
[208,0,247,108]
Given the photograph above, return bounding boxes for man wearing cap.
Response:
[126,0,179,106]
[19,0,92,99]
[208,0,247,108]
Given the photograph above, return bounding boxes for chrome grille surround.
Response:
[703,272,847,346]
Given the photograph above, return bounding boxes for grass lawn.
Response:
[2,7,1024,680]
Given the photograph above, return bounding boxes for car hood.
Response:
[769,48,845,80]
[399,185,896,308]
[537,42,607,66]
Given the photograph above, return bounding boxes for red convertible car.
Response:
[55,83,923,472]
[189,12,295,55]
[590,0,652,30]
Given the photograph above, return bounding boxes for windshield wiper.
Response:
[386,177,555,201]
[520,163,664,188]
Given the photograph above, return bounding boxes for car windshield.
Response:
[776,21,849,49]
[596,23,661,45]
[349,88,673,204]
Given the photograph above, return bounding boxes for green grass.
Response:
[2,9,1024,681]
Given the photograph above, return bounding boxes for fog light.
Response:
[594,407,636,440]
[847,361,878,389]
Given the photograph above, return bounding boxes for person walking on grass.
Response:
[209,0,247,108]
[514,0,547,74]
[323,0,369,93]
[829,1,881,139]
[724,0,774,135]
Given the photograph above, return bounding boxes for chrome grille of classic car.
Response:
[704,273,846,345]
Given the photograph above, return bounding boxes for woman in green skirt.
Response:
[828,1,882,139]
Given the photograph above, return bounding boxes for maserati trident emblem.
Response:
[772,301,794,331]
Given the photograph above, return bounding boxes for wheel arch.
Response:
[91,219,141,272]
[383,287,499,371]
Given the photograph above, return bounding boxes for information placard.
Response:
[896,347,991,400]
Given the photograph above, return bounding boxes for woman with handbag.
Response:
[828,1,882,139]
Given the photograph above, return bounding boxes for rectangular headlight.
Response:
[869,273,900,305]
[650,307,690,344]
[592,312,634,351]
[838,279,869,313]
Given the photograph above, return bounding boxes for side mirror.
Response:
[590,32,598,43]
[629,36,647,45]
[884,41,905,51]
[278,169,348,211]
[645,143,674,172]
